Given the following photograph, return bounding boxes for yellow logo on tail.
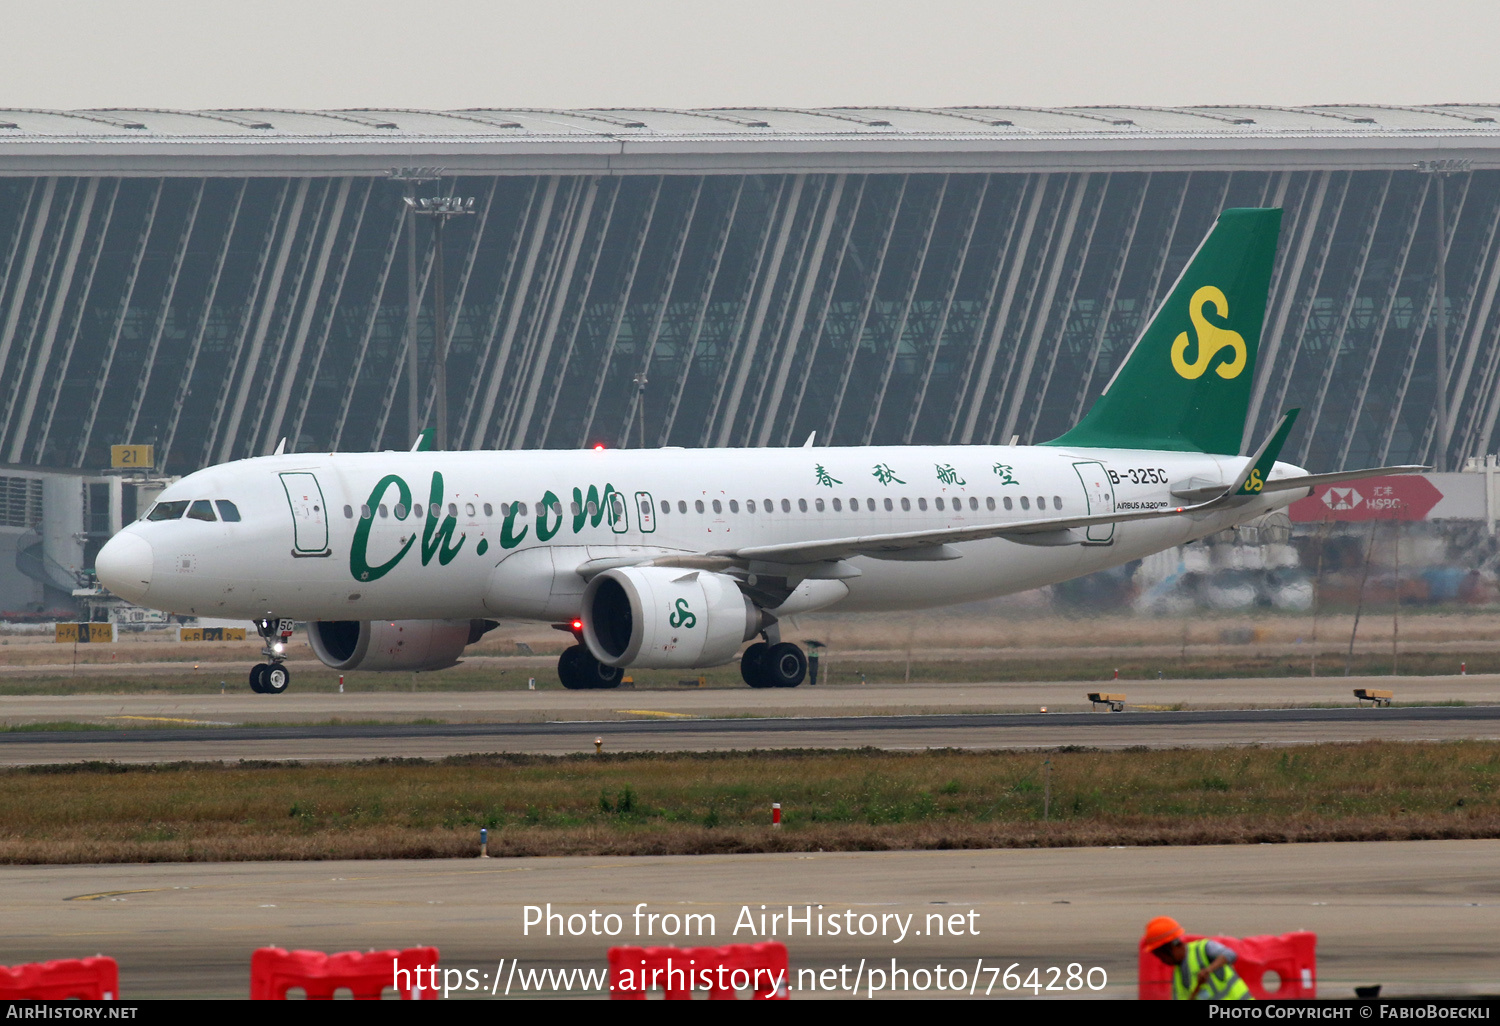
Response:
[1171,286,1247,380]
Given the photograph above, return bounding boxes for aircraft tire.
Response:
[262,664,290,695]
[763,642,807,688]
[588,658,624,689]
[558,645,590,689]
[249,664,268,693]
[740,642,773,688]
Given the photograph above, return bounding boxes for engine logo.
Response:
[668,598,697,629]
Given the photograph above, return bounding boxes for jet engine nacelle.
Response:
[582,567,759,669]
[308,618,498,672]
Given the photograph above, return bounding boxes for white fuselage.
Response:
[99,444,1304,624]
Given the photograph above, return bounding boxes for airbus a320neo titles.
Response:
[96,208,1420,694]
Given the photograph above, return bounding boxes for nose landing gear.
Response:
[250,617,295,695]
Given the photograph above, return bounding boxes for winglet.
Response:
[802,431,816,448]
[411,428,434,452]
[271,437,287,456]
[1232,408,1298,496]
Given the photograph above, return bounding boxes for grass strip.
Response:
[2,741,1498,863]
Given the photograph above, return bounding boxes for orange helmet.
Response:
[1142,916,1185,950]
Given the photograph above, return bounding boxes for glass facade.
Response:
[1,167,1496,475]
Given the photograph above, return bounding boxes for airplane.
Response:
[95,207,1422,694]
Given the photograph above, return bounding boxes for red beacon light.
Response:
[572,619,583,632]
[593,444,606,451]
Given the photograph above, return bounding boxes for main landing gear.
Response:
[557,644,624,690]
[740,638,807,688]
[250,616,295,695]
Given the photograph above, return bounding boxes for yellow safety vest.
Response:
[1173,939,1253,1001]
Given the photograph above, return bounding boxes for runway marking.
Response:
[616,709,695,718]
[64,888,169,902]
[109,715,238,726]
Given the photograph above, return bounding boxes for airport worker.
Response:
[1142,916,1253,1000]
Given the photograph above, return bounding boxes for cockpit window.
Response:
[187,499,217,522]
[146,500,190,521]
[216,500,242,523]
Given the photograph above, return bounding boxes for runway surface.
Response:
[1,840,1494,998]
[1,705,1498,764]
[4,673,1499,724]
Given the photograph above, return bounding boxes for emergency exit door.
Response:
[280,472,330,555]
[1072,461,1115,544]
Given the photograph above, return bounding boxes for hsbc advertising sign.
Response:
[1288,475,1446,522]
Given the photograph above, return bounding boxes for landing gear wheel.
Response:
[249,664,268,693]
[740,642,773,688]
[558,646,590,689]
[262,664,290,695]
[558,645,623,689]
[763,642,807,688]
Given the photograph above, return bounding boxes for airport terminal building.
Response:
[4,104,1500,608]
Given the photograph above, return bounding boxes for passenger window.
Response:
[900,498,911,512]
[814,498,824,512]
[484,503,493,517]
[343,505,354,520]
[1020,496,1030,510]
[986,497,995,511]
[934,497,945,511]
[1037,496,1046,510]
[729,499,739,513]
[378,504,389,518]
[430,503,441,518]
[587,501,597,517]
[695,500,705,513]
[832,498,841,512]
[765,498,774,512]
[449,503,458,517]
[394,503,408,519]
[780,499,790,512]
[1003,497,1013,511]
[570,501,580,516]
[970,497,979,511]
[187,499,216,522]
[1054,496,1063,509]
[466,503,476,517]
[518,503,529,517]
[414,503,424,518]
[712,499,722,514]
[147,500,190,521]
[678,500,688,514]
[216,500,243,522]
[918,497,928,511]
[747,499,757,513]
[798,498,808,513]
[884,498,893,512]
[640,500,651,515]
[660,500,669,514]
[360,504,372,519]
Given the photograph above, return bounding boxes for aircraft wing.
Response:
[715,461,1429,567]
[1257,465,1427,493]
[713,498,1221,566]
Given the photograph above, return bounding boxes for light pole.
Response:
[632,372,648,447]
[403,193,476,451]
[388,168,443,449]
[1414,157,1472,471]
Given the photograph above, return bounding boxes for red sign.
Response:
[1288,475,1442,522]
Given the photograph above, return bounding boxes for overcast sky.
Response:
[7,0,1499,111]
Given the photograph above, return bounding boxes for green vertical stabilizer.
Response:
[1045,207,1282,454]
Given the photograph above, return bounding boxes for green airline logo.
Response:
[669,598,697,629]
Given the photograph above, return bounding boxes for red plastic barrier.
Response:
[1138,931,1316,1000]
[0,957,118,1000]
[609,942,789,1000]
[250,946,440,1000]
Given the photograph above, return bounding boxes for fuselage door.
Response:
[608,489,630,534]
[280,471,330,555]
[1072,461,1116,544]
[634,491,656,534]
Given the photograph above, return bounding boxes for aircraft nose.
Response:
[96,531,153,603]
